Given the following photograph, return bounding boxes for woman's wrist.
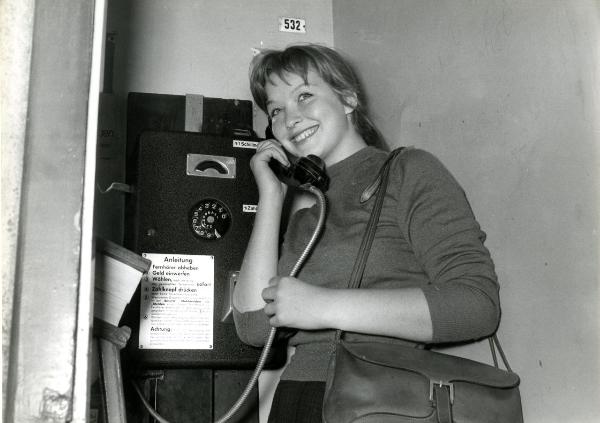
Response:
[314,287,339,329]
[257,186,286,207]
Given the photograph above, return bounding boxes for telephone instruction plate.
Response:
[139,253,214,350]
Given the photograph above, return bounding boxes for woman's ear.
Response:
[342,92,358,114]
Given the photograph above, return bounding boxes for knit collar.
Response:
[326,146,382,180]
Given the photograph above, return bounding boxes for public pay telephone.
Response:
[121,130,284,368]
[119,127,329,422]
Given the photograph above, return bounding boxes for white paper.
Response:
[94,290,129,326]
[95,254,144,299]
[139,253,214,349]
[94,254,144,325]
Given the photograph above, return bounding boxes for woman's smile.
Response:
[290,125,319,144]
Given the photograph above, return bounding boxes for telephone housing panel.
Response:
[121,130,284,369]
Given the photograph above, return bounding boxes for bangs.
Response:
[250,49,318,113]
[266,52,313,87]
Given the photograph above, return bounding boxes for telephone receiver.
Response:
[269,150,330,192]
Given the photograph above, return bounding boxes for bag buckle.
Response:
[429,380,454,404]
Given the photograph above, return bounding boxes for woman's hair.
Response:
[249,44,386,148]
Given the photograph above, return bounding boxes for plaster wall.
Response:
[108,0,334,136]
[1,0,35,411]
[333,1,600,421]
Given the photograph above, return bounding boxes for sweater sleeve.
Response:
[393,149,500,343]
[232,305,272,347]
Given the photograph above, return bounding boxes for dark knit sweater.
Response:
[234,146,500,381]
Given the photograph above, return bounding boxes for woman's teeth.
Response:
[292,126,318,143]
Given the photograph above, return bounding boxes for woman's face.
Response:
[265,69,364,166]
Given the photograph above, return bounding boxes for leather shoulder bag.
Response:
[322,147,524,423]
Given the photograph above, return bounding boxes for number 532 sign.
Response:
[279,17,306,33]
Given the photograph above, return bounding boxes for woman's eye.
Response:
[298,92,313,102]
[269,108,281,118]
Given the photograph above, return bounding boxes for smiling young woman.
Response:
[264,70,364,167]
[233,44,500,423]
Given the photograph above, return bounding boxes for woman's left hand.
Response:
[261,276,330,329]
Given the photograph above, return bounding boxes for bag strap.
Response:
[489,334,513,372]
[337,147,514,373]
[347,147,405,290]
[336,148,404,343]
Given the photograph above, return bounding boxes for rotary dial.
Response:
[190,199,231,240]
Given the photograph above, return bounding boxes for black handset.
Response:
[269,151,329,191]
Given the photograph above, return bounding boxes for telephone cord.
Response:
[132,184,328,423]
[214,184,327,423]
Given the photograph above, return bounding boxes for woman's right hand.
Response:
[251,139,291,198]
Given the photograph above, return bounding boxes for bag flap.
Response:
[340,341,520,388]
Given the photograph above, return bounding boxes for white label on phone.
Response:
[233,140,258,149]
[243,204,258,213]
[139,253,214,350]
